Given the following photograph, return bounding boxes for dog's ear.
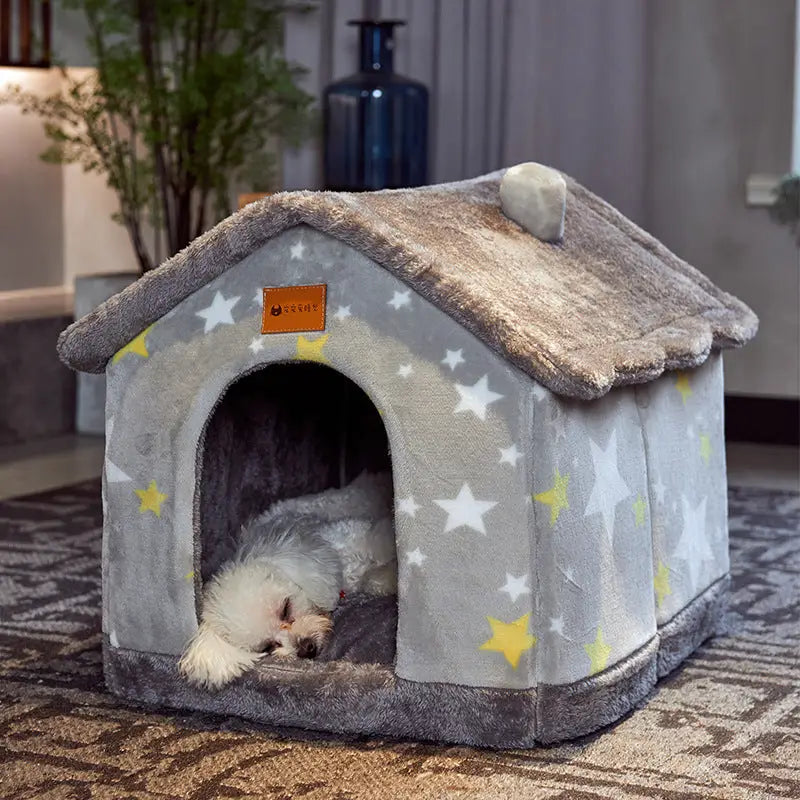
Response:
[178,622,260,689]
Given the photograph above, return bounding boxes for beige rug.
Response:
[1,482,798,799]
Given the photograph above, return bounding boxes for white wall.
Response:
[61,69,140,284]
[0,65,140,304]
[0,67,64,292]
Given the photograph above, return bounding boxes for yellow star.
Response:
[533,469,569,525]
[654,561,672,609]
[113,325,154,364]
[584,627,611,676]
[675,371,693,405]
[134,480,168,517]
[633,494,647,527]
[184,570,195,582]
[296,333,329,363]
[479,614,537,669]
[699,433,712,465]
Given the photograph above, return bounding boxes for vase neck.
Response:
[353,21,402,73]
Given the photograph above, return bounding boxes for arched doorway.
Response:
[195,362,393,587]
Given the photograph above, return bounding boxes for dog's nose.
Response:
[297,638,318,659]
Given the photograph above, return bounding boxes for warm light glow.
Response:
[0,65,56,88]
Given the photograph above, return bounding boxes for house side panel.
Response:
[635,353,729,627]
[529,383,657,686]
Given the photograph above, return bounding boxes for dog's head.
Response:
[178,560,333,688]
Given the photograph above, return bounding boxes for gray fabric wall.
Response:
[283,0,649,224]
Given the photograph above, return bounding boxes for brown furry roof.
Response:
[57,170,757,399]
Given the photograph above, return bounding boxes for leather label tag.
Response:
[261,284,327,334]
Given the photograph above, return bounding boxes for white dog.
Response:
[179,472,397,688]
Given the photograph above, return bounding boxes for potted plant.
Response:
[1,0,315,432]
[769,173,800,247]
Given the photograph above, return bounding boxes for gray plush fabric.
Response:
[57,170,757,399]
[535,638,658,744]
[103,577,727,747]
[657,574,729,677]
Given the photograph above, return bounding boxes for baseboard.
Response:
[725,394,800,446]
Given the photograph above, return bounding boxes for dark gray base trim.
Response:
[103,576,729,747]
[103,645,539,748]
[657,574,729,678]
[536,637,658,744]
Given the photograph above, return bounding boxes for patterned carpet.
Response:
[0,481,798,800]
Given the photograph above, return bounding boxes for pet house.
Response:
[57,164,757,748]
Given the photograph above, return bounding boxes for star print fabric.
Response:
[103,225,728,692]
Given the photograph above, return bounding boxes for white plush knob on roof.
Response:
[500,162,566,242]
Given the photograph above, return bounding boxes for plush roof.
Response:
[57,169,757,400]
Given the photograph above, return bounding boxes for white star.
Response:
[334,305,351,321]
[105,460,131,483]
[249,337,265,354]
[290,240,306,260]
[453,375,504,421]
[532,383,549,401]
[551,407,568,442]
[441,349,465,371]
[106,416,115,438]
[434,483,497,535]
[253,289,263,306]
[397,496,421,517]
[653,478,667,505]
[549,616,564,636]
[499,444,522,466]
[397,364,414,378]
[109,630,119,648]
[687,424,696,440]
[196,291,240,333]
[406,548,427,566]
[584,429,632,544]
[676,496,712,590]
[499,573,530,602]
[388,289,411,310]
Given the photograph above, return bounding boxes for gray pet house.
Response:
[58,165,757,747]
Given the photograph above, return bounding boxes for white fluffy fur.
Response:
[179,472,396,688]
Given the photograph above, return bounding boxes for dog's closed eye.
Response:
[258,640,279,654]
[280,597,292,622]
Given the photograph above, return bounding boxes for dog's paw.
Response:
[178,623,261,689]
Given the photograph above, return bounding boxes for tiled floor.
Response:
[0,435,797,501]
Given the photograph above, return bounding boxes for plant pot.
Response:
[74,273,138,435]
[238,192,271,209]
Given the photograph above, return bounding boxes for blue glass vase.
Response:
[323,20,428,191]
